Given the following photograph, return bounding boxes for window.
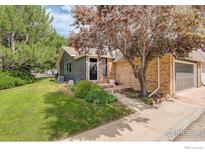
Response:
[101,58,107,76]
[64,62,72,74]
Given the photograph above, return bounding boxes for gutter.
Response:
[149,57,160,97]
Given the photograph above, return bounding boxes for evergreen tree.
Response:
[0,6,67,72]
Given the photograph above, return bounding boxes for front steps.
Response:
[98,83,115,89]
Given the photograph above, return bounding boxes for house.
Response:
[56,46,116,83]
[56,46,205,96]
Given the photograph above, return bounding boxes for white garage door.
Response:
[175,62,196,92]
[202,64,205,85]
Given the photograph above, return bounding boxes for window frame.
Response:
[64,61,72,74]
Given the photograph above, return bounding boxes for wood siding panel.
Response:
[60,51,86,81]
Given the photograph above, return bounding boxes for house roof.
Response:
[114,50,205,63]
[187,50,205,63]
[58,46,205,65]
[56,46,116,66]
[113,52,126,62]
[74,50,115,59]
[62,46,78,57]
[56,47,77,67]
[61,46,116,60]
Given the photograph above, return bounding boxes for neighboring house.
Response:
[57,46,205,96]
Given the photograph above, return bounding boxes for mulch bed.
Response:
[116,88,170,105]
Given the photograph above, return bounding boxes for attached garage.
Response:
[174,61,197,92]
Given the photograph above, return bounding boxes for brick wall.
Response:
[114,54,173,95]
[98,58,115,83]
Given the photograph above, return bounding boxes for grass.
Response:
[0,78,132,141]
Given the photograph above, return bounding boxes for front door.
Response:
[89,58,97,80]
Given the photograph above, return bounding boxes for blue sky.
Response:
[44,5,75,37]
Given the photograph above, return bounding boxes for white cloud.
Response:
[61,5,72,13]
[45,6,75,37]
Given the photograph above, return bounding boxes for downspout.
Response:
[148,57,160,97]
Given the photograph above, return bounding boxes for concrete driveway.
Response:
[173,86,205,141]
[64,88,205,141]
[174,86,205,106]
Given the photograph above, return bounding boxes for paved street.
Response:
[175,113,205,141]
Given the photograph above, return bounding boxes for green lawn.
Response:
[0,78,132,141]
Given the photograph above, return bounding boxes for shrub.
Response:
[72,80,117,104]
[0,70,35,90]
[72,80,99,98]
[85,88,117,104]
[0,76,24,90]
[127,92,137,99]
[10,70,35,83]
[69,84,75,92]
[143,97,154,106]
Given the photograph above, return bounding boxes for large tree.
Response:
[0,6,66,72]
[71,6,205,97]
[0,6,25,51]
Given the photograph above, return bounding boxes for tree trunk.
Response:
[11,32,15,52]
[137,51,148,98]
[137,68,148,98]
[121,51,148,98]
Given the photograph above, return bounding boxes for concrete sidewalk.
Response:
[64,92,203,141]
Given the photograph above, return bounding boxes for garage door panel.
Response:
[175,62,195,92]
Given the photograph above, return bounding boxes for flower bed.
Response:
[116,88,169,106]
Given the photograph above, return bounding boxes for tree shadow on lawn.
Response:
[42,91,81,140]
[43,91,150,141]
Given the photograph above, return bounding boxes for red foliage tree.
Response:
[71,6,205,97]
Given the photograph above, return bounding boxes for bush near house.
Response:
[72,80,117,104]
[85,88,117,104]
[72,80,99,98]
[143,97,154,106]
[0,70,35,90]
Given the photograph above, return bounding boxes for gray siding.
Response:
[60,51,86,82]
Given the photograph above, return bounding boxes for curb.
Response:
[158,107,205,141]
